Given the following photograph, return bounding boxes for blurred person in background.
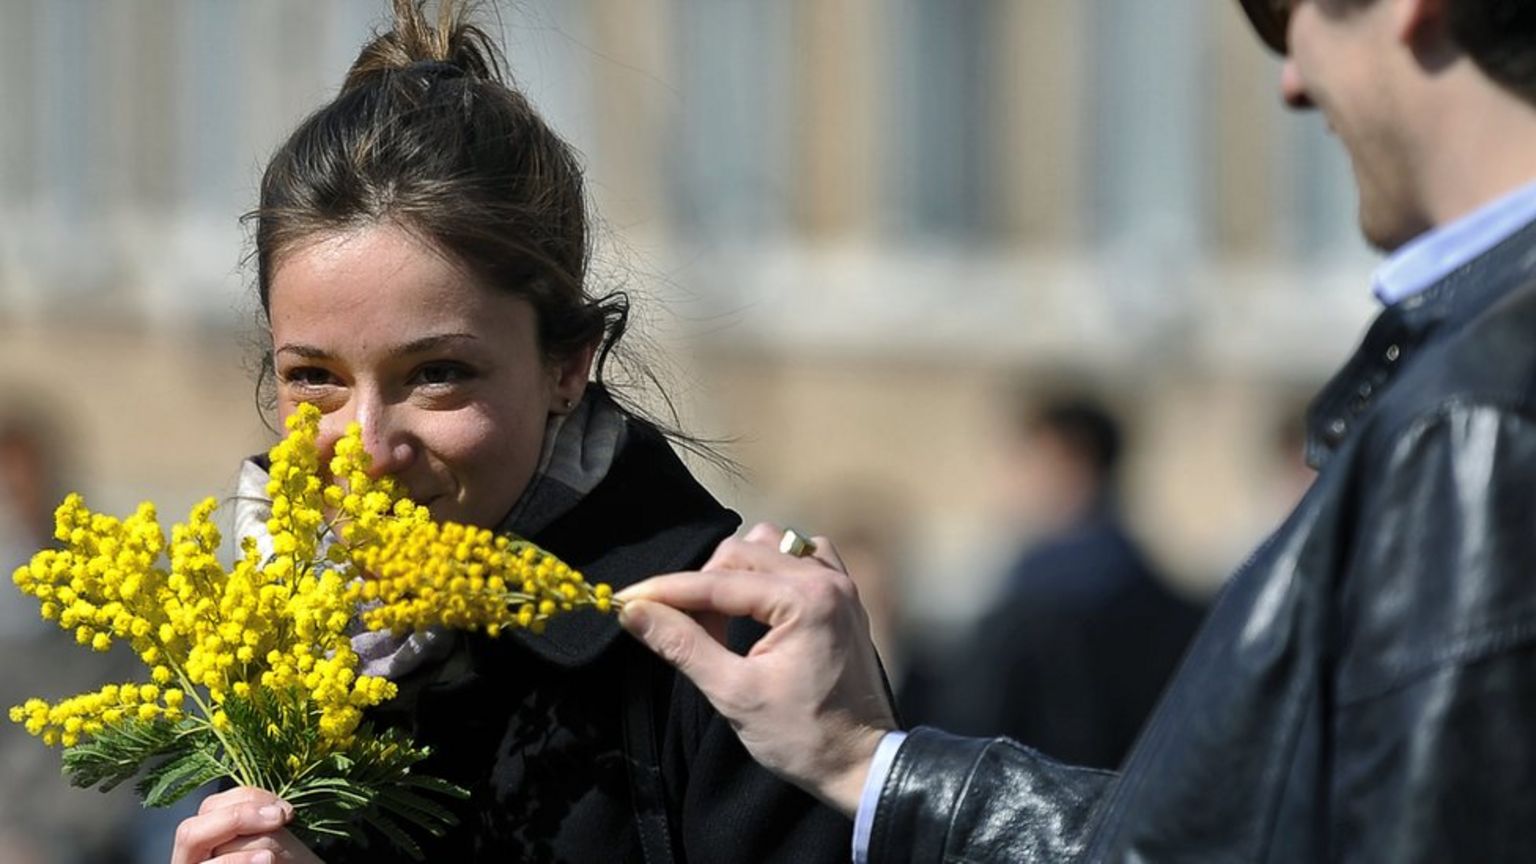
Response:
[925,395,1202,770]
[619,0,1536,859]
[0,413,59,575]
[0,404,136,863]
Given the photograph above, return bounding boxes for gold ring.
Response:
[779,528,817,558]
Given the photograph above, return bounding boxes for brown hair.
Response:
[1441,0,1536,105]
[1266,0,1536,105]
[251,0,633,415]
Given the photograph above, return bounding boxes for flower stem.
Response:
[172,664,256,789]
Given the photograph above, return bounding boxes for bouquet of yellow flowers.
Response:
[7,403,613,857]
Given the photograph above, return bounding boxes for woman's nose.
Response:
[353,400,416,479]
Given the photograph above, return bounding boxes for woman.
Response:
[169,2,849,861]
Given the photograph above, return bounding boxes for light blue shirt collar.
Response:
[1372,177,1536,306]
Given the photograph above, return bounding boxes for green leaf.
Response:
[268,727,468,856]
[361,806,426,862]
[136,740,227,807]
[62,717,187,793]
[94,696,473,856]
[291,776,375,806]
[403,773,470,800]
[377,784,460,829]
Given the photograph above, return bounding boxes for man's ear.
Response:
[550,341,597,413]
[1395,0,1451,53]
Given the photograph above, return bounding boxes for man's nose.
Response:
[1280,59,1314,110]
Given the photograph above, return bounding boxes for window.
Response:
[1088,0,1207,259]
[669,0,795,242]
[882,0,999,241]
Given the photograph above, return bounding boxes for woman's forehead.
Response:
[268,226,534,345]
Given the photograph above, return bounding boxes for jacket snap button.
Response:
[1327,418,1348,440]
[1385,344,1401,362]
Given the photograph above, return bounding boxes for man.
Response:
[928,396,1202,769]
[619,0,1536,860]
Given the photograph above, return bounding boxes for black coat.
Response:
[924,510,1203,770]
[322,424,851,863]
[868,219,1536,863]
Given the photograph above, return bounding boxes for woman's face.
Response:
[268,223,592,528]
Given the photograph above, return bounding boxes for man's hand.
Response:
[616,522,898,817]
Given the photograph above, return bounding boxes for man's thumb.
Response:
[619,598,734,695]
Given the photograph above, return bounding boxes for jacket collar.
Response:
[508,423,741,668]
[1371,178,1536,306]
[1306,215,1536,469]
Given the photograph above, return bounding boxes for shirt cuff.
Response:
[851,730,908,864]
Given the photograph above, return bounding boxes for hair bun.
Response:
[403,59,467,80]
[343,0,502,93]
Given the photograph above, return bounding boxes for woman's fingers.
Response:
[211,827,325,863]
[172,801,292,864]
[211,833,284,856]
[197,786,289,817]
[172,787,303,864]
[204,842,282,854]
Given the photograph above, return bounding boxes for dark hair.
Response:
[1026,397,1124,481]
[1441,0,1536,105]
[1298,0,1536,105]
[249,0,718,459]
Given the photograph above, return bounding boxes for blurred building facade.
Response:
[0,0,1368,632]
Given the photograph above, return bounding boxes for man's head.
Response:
[1027,400,1123,488]
[1240,0,1291,53]
[1242,0,1536,100]
[1237,0,1536,251]
[1004,396,1125,536]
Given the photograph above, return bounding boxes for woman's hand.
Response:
[171,786,324,864]
[616,522,898,817]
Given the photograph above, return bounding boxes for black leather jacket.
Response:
[869,219,1536,863]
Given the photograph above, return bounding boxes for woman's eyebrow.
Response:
[274,333,480,360]
[395,332,480,355]
[274,343,330,360]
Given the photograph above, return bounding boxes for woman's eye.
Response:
[282,367,336,388]
[413,362,474,387]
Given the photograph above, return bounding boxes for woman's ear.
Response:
[550,341,598,413]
